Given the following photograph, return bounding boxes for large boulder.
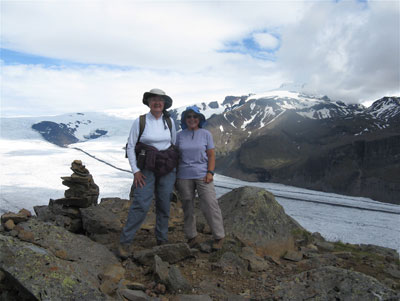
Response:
[0,217,122,299]
[273,266,400,300]
[218,186,305,257]
[0,233,108,300]
[80,197,131,245]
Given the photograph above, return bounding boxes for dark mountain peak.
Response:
[208,101,219,109]
[370,96,400,108]
[222,95,249,108]
[367,96,400,121]
[32,121,78,147]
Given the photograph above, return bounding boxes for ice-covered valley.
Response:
[1,132,399,253]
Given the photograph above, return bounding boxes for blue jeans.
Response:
[120,169,176,244]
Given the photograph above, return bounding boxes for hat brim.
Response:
[143,92,173,109]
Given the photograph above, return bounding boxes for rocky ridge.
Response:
[0,164,399,300]
[203,95,400,204]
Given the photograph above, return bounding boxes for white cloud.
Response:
[0,1,399,116]
[1,60,284,117]
[253,33,279,50]
[277,0,400,103]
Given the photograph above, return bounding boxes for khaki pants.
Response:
[176,178,225,240]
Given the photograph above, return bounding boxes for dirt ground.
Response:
[117,200,400,300]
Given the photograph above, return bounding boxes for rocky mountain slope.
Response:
[199,94,400,204]
[1,163,399,300]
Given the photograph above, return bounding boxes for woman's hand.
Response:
[134,171,146,188]
[204,172,213,183]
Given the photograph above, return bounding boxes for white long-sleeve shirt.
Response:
[127,112,177,174]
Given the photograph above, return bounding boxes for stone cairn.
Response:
[34,160,99,233]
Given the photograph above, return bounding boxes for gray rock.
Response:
[283,250,303,262]
[273,265,400,301]
[218,186,305,257]
[48,201,81,219]
[120,289,151,300]
[1,212,29,224]
[168,265,192,293]
[15,218,121,287]
[212,251,247,275]
[359,244,399,260]
[198,241,212,253]
[153,255,170,284]
[80,197,130,244]
[153,255,191,293]
[134,243,193,265]
[54,213,82,233]
[385,267,400,279]
[52,196,95,208]
[0,234,107,300]
[315,240,335,251]
[240,247,269,271]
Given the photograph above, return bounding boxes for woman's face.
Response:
[148,96,165,114]
[185,111,200,130]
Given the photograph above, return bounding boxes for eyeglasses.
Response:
[186,114,199,119]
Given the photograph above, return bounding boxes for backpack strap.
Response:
[165,116,173,138]
[138,114,146,142]
[125,114,146,159]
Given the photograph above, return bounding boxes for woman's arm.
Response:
[205,148,215,183]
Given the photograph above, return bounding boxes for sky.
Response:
[1,0,399,117]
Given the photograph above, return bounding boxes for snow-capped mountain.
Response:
[172,91,399,136]
[2,112,132,147]
[18,90,399,148]
[196,92,399,205]
[2,90,399,204]
[366,96,400,123]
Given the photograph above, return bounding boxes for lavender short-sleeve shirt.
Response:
[176,128,214,179]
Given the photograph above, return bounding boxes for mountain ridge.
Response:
[2,90,399,203]
[200,93,399,204]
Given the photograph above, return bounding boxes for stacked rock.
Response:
[56,160,99,208]
[34,160,99,233]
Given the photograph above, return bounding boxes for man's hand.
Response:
[134,171,146,188]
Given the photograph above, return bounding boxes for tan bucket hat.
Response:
[143,88,173,109]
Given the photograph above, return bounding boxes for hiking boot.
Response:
[212,238,224,251]
[187,236,201,248]
[116,244,130,260]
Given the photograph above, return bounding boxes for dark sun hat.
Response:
[143,88,173,109]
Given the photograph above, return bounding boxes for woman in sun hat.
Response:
[175,106,225,250]
[118,88,178,259]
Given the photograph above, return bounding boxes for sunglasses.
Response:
[186,114,199,119]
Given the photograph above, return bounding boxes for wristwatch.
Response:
[207,170,215,176]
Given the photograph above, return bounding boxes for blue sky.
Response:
[1,0,399,117]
